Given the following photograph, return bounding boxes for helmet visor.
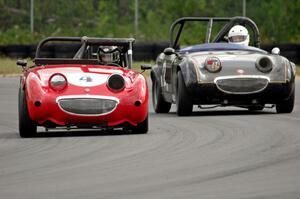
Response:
[101,54,113,63]
[98,47,120,63]
[229,35,247,43]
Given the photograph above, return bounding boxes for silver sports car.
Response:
[150,16,296,116]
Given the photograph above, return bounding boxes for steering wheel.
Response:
[106,62,121,67]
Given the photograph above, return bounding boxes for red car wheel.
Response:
[18,88,37,138]
[131,115,148,134]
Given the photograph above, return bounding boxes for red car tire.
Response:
[18,88,37,138]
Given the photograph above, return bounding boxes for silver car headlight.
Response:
[49,73,67,91]
[204,57,222,73]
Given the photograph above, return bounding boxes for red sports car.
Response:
[17,36,148,137]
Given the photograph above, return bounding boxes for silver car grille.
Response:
[215,76,269,94]
[57,96,119,115]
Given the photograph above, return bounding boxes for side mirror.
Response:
[163,47,175,56]
[16,59,27,67]
[140,64,152,70]
[271,47,280,55]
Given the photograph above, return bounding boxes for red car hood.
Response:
[32,64,138,87]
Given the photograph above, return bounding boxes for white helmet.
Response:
[228,25,249,46]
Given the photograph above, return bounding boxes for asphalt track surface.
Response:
[0,77,300,199]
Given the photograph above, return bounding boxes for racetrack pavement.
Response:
[0,77,300,199]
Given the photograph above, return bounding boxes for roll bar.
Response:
[169,16,260,48]
[35,36,135,68]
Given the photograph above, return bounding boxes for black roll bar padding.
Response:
[35,36,135,58]
[34,58,100,65]
[84,37,135,46]
[169,16,261,49]
[35,37,82,58]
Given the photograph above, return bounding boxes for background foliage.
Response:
[0,0,299,45]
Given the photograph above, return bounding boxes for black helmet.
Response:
[97,46,120,65]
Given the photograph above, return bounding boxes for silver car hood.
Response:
[185,50,290,83]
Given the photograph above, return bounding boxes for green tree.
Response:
[0,0,299,45]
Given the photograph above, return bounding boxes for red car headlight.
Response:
[107,74,125,92]
[49,73,67,91]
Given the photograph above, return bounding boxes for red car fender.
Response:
[25,72,51,121]
[122,74,148,122]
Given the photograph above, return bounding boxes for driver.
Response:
[97,46,120,65]
[228,25,249,46]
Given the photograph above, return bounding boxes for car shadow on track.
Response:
[34,129,138,138]
[151,109,276,118]
[0,130,140,139]
[190,110,275,117]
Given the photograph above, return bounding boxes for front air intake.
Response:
[256,57,273,73]
[107,74,125,92]
[215,76,269,94]
[57,96,119,115]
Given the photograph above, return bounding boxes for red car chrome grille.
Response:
[57,97,118,116]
